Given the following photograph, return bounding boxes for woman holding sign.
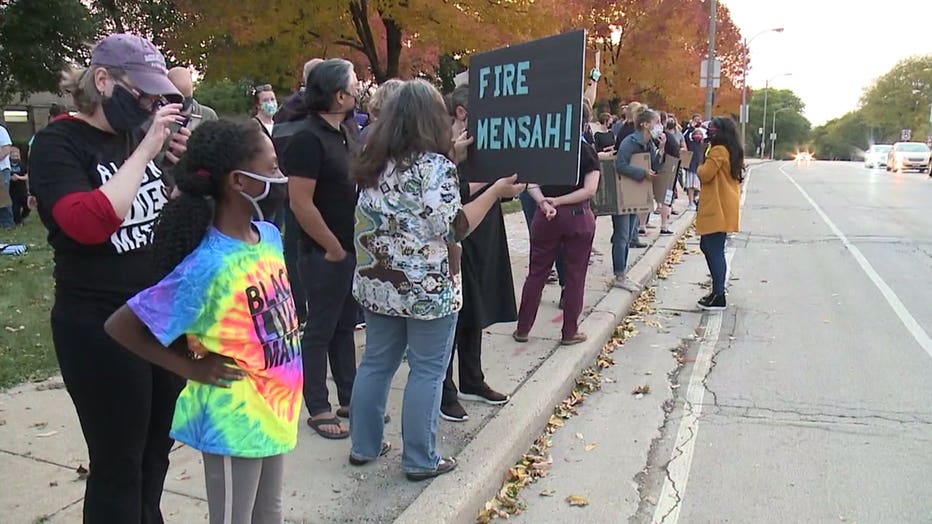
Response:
[611,109,663,291]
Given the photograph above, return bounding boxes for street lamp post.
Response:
[760,72,792,158]
[771,107,791,160]
[740,27,783,151]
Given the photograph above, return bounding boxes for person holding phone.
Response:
[611,108,663,291]
[28,33,189,522]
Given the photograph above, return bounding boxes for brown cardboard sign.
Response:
[591,154,653,216]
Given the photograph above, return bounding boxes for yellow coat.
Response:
[696,145,741,235]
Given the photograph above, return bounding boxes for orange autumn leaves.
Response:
[166,0,746,116]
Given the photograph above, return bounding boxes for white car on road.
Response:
[886,142,931,173]
[863,144,891,168]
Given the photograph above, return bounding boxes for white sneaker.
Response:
[614,277,642,292]
[688,202,697,211]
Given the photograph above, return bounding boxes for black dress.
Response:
[458,170,518,329]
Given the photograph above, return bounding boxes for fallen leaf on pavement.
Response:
[585,443,597,452]
[548,415,565,428]
[540,489,556,497]
[49,481,59,487]
[575,433,584,441]
[36,430,59,438]
[632,385,651,395]
[76,465,89,480]
[566,495,589,507]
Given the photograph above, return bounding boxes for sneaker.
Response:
[698,293,726,311]
[459,386,510,406]
[630,241,648,248]
[440,401,469,422]
[614,277,642,292]
[546,269,559,284]
[660,229,674,235]
[406,457,458,482]
[688,202,697,211]
[355,322,366,331]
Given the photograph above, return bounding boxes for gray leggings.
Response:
[202,453,284,524]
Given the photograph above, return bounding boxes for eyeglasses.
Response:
[117,81,166,113]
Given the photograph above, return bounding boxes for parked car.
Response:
[864,144,891,168]
[886,142,931,173]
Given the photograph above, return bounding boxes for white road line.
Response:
[651,163,758,524]
[780,164,932,359]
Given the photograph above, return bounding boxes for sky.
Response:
[722,0,932,126]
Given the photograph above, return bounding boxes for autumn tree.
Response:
[0,0,98,104]
[539,0,746,117]
[90,0,190,65]
[168,0,558,89]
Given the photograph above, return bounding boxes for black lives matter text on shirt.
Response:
[467,30,586,186]
[280,114,357,253]
[244,267,301,370]
[28,118,169,300]
[96,160,167,253]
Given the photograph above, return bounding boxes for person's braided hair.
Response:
[151,119,265,277]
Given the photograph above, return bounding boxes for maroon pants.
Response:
[517,203,596,340]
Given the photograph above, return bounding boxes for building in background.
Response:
[1,92,73,143]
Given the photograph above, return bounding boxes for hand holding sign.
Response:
[453,131,473,164]
[491,174,526,199]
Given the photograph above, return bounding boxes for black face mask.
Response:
[102,84,153,133]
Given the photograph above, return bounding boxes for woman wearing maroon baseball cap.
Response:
[28,33,189,523]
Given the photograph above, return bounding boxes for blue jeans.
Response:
[520,191,565,285]
[700,232,728,295]
[0,169,13,228]
[610,214,639,276]
[350,311,458,473]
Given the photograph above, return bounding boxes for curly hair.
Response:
[151,119,265,277]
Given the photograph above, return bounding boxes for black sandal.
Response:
[349,441,392,466]
[307,416,349,440]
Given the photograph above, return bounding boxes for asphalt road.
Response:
[516,161,932,523]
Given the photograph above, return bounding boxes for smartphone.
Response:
[184,113,202,131]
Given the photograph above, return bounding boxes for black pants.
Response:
[283,209,307,324]
[442,320,486,406]
[299,247,357,416]
[700,232,728,295]
[10,180,29,224]
[51,300,184,524]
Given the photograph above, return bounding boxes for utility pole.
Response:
[705,0,717,121]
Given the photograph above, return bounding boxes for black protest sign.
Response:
[466,30,586,185]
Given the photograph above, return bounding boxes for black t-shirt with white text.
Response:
[29,118,168,305]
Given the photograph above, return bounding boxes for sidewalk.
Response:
[0,199,694,523]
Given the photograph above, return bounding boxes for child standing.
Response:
[106,119,300,524]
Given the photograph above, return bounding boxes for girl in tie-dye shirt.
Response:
[105,120,299,523]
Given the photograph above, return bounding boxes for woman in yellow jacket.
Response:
[696,116,744,311]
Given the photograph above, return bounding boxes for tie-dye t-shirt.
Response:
[128,222,302,458]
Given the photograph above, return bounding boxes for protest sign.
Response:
[591,154,653,216]
[466,30,586,185]
[653,154,680,205]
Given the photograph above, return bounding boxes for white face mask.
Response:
[235,170,288,221]
[651,124,664,139]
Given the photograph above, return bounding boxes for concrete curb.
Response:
[395,211,695,524]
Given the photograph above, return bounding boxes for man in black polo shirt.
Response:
[282,58,360,439]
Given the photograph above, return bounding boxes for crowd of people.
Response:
[19,31,743,523]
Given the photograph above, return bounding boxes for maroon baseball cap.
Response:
[91,33,182,101]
